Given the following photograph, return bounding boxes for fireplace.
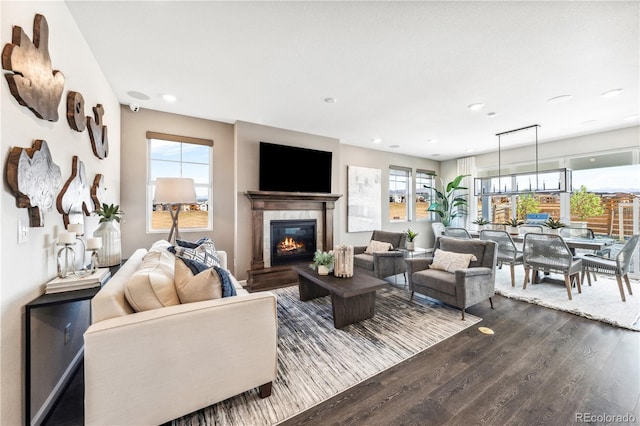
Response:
[270,219,317,266]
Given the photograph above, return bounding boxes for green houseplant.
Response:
[424,174,469,227]
[544,217,566,233]
[405,229,419,250]
[311,249,334,275]
[503,218,523,234]
[570,185,605,220]
[472,217,490,230]
[92,203,123,266]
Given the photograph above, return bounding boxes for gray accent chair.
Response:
[575,234,639,302]
[354,230,407,281]
[405,236,498,320]
[480,229,523,287]
[522,233,582,300]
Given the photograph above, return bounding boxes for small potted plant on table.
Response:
[405,229,419,250]
[504,218,523,235]
[543,217,566,234]
[311,249,334,275]
[472,217,490,231]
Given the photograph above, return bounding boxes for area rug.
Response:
[172,285,480,425]
[494,267,640,331]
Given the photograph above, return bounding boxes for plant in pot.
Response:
[503,218,523,234]
[570,185,604,226]
[543,217,566,234]
[424,174,469,227]
[405,229,419,250]
[310,249,334,275]
[472,217,490,231]
[93,203,123,267]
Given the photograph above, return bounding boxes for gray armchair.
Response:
[354,230,407,281]
[405,237,497,320]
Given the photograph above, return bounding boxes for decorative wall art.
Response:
[90,174,106,211]
[66,91,86,131]
[6,140,62,227]
[56,156,93,227]
[347,166,382,232]
[87,104,109,159]
[1,13,65,121]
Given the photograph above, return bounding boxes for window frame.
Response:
[146,131,214,234]
[388,166,411,222]
[415,169,436,221]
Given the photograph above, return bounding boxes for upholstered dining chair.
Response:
[480,229,523,287]
[575,234,639,302]
[444,227,472,239]
[522,233,582,300]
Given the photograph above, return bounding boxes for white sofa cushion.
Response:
[124,242,180,312]
[365,240,393,254]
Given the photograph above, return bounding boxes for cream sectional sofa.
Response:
[84,242,278,426]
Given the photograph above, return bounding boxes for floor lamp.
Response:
[154,177,197,243]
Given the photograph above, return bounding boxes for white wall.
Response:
[0,2,119,424]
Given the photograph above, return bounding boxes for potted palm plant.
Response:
[311,250,334,275]
[405,229,419,250]
[472,217,490,231]
[424,174,469,227]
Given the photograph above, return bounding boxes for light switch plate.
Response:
[17,220,29,244]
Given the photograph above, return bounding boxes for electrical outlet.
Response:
[64,323,71,345]
[17,220,29,244]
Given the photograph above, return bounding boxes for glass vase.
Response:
[93,221,121,267]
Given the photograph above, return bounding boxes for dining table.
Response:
[468,230,616,255]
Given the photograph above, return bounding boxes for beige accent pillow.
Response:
[365,240,393,254]
[124,248,180,312]
[430,249,478,273]
[174,258,222,303]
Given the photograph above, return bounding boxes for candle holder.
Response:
[57,244,76,278]
[89,249,100,274]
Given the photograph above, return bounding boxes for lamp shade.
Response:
[154,177,197,204]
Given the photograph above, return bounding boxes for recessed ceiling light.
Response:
[487,112,497,118]
[127,90,150,100]
[324,97,336,104]
[162,94,177,102]
[581,120,598,125]
[624,114,638,121]
[427,139,437,144]
[601,88,623,98]
[468,103,485,111]
[547,94,572,104]
[389,144,400,149]
[371,138,382,144]
[589,158,596,162]
[465,148,474,153]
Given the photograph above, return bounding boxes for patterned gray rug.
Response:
[172,285,480,425]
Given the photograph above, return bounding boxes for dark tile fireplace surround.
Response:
[245,191,342,292]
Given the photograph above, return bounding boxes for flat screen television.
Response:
[259,142,332,193]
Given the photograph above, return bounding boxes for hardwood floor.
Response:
[45,295,639,425]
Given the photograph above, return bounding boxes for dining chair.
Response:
[444,227,472,239]
[518,224,544,235]
[575,234,639,302]
[480,229,523,287]
[522,233,582,300]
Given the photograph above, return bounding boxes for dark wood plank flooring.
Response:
[45,295,639,425]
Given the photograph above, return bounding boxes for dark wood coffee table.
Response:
[293,266,387,329]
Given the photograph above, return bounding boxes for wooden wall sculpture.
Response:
[90,174,107,211]
[66,91,86,131]
[56,156,93,228]
[87,104,109,159]
[1,14,65,122]
[6,140,62,227]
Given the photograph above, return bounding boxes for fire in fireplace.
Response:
[270,219,317,266]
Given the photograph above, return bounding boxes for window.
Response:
[415,170,435,220]
[147,132,213,233]
[389,167,410,221]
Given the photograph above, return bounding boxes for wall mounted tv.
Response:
[259,142,332,193]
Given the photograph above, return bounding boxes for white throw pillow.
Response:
[430,249,477,273]
[365,240,393,254]
[124,248,180,312]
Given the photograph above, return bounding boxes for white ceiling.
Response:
[65,1,639,160]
